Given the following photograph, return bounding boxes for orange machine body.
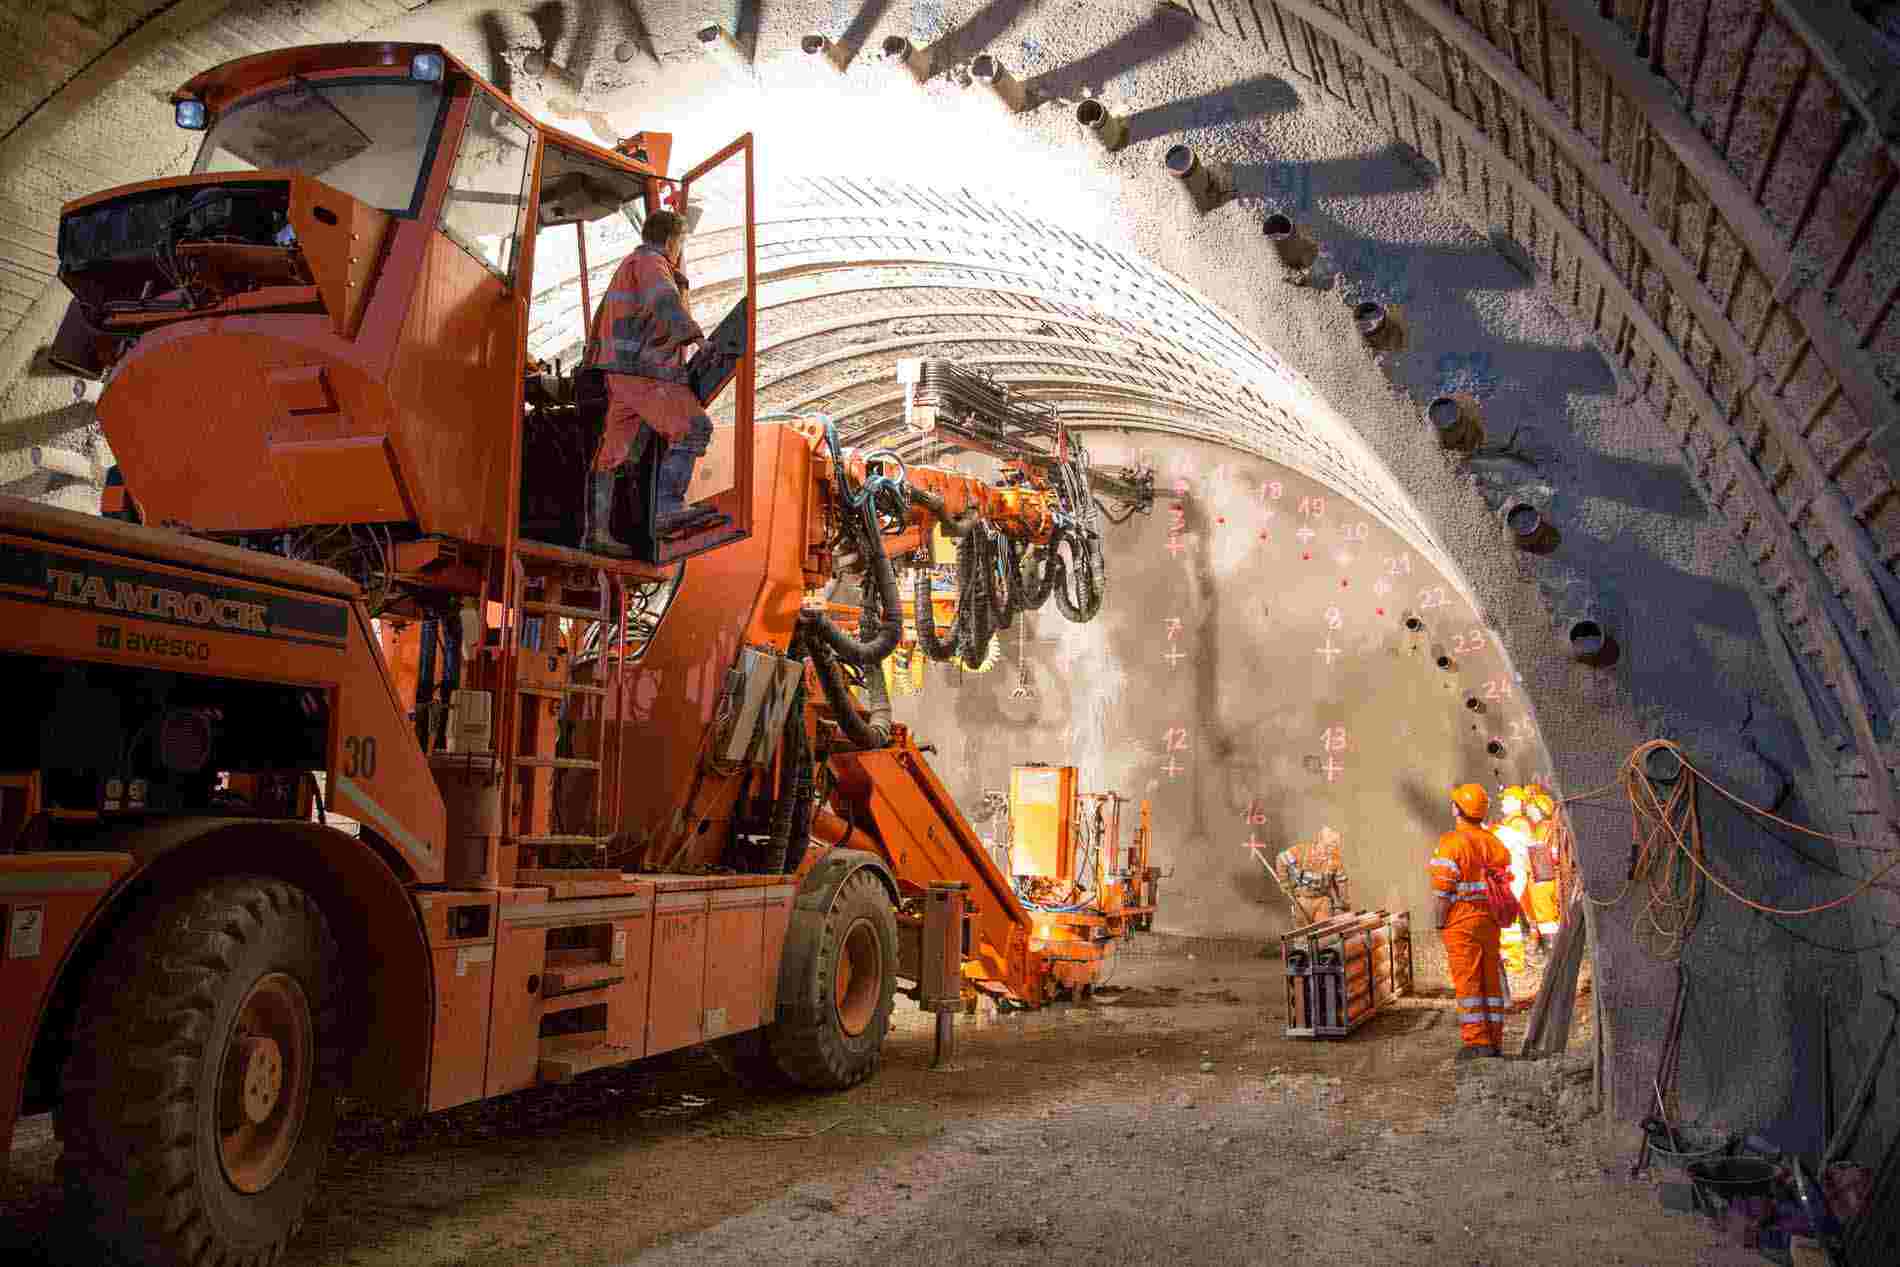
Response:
[5,41,1149,1208]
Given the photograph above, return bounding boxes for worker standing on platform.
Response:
[1430,784,1512,1059]
[582,208,711,556]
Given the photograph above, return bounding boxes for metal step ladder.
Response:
[500,556,628,871]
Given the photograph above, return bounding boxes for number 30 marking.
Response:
[343,736,378,779]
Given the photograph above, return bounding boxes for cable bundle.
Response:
[1571,739,1900,961]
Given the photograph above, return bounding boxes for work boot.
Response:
[583,470,632,558]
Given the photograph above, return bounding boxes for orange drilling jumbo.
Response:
[0,42,1156,1267]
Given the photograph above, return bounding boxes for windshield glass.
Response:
[192,78,444,215]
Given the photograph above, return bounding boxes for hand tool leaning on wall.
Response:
[1629,965,1692,1184]
[1822,988,1900,1171]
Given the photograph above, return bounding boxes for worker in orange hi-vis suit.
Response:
[1521,788,1563,950]
[1430,783,1513,1059]
[1275,826,1348,925]
[581,207,711,557]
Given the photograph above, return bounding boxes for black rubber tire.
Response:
[766,871,898,1090]
[706,1030,794,1091]
[57,876,341,1267]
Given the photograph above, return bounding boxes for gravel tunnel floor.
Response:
[3,940,1756,1266]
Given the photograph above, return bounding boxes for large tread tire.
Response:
[57,876,341,1267]
[706,1030,795,1092]
[766,871,897,1091]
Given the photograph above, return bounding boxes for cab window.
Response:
[439,93,534,281]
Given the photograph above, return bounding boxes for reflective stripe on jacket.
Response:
[1429,821,1513,910]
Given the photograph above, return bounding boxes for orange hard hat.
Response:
[1450,783,1490,819]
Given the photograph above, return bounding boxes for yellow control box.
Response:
[1009,765,1076,879]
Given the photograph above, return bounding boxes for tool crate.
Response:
[1283,909,1411,1038]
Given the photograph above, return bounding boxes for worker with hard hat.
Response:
[1521,786,1563,949]
[1429,783,1513,1058]
[1490,785,1535,976]
[1275,826,1349,925]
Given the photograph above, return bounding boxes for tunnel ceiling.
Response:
[2,0,1899,833]
[525,175,1446,559]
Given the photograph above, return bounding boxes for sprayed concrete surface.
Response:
[2,942,1744,1266]
[891,433,1549,973]
[0,0,1891,1173]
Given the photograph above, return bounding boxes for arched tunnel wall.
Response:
[1,0,1897,1164]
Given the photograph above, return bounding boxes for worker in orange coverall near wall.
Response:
[580,207,711,556]
[1429,783,1513,1059]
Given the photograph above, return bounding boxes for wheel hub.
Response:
[217,972,313,1194]
[834,919,883,1037]
[236,1034,284,1124]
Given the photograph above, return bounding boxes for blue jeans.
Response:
[654,410,712,515]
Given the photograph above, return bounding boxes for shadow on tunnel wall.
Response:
[1023,6,1201,103]
[1653,786,1872,1157]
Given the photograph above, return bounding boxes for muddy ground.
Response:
[4,939,1756,1266]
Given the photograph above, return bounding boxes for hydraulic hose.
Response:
[784,733,817,873]
[799,513,903,666]
[862,653,894,747]
[956,529,995,669]
[914,563,959,661]
[807,638,887,750]
[908,484,979,537]
[414,618,438,750]
[1016,543,1055,609]
[1050,529,1104,623]
[989,526,1018,634]
[762,674,809,874]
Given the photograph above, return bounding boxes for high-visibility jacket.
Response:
[1277,835,1343,891]
[1527,819,1558,883]
[585,244,706,448]
[1430,820,1512,1047]
[1429,821,1512,914]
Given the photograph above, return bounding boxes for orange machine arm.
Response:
[829,452,1061,560]
[822,729,1043,1002]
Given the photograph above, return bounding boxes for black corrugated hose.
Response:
[762,669,810,873]
[798,495,903,667]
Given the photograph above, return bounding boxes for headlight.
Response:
[411,51,445,82]
[174,99,208,130]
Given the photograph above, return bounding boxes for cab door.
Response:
[388,83,539,546]
[647,132,756,564]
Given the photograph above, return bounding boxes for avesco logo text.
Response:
[96,624,209,661]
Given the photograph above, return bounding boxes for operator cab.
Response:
[50,43,756,571]
[520,135,754,565]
